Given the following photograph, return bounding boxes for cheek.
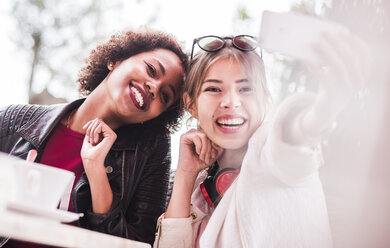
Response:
[197,109,214,132]
[197,95,218,109]
[149,102,166,117]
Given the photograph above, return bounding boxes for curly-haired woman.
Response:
[0,28,188,247]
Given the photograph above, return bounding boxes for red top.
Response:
[40,123,85,211]
[6,123,85,248]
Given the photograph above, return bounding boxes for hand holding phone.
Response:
[259,11,371,140]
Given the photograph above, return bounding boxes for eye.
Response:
[161,91,170,104]
[204,87,221,92]
[145,61,157,78]
[240,86,254,92]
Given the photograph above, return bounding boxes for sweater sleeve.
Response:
[265,92,330,186]
[153,214,193,248]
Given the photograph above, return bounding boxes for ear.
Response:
[183,92,198,118]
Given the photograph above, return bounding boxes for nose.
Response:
[220,90,241,109]
[145,81,161,99]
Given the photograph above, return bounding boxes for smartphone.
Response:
[259,11,342,63]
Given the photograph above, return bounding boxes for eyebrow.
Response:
[203,78,249,83]
[156,60,166,76]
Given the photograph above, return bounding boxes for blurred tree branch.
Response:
[10,0,123,104]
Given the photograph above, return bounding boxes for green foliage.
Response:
[237,6,251,21]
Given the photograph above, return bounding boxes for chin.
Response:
[215,138,249,151]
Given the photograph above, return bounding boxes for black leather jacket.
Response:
[0,99,171,245]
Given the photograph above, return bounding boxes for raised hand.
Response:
[177,129,223,175]
[80,118,116,213]
[165,129,222,219]
[81,118,117,169]
[308,28,369,114]
[298,27,371,141]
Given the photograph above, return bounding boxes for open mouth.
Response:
[129,82,148,110]
[216,117,246,130]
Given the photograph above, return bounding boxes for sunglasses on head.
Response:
[190,35,260,60]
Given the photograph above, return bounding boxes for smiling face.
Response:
[105,48,184,124]
[190,58,264,151]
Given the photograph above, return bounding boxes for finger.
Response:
[88,118,101,145]
[204,138,214,165]
[192,135,202,156]
[340,32,370,88]
[316,34,349,77]
[91,119,102,145]
[198,134,210,163]
[83,120,93,142]
[310,35,352,100]
[100,121,115,137]
[201,134,216,165]
[82,120,94,130]
[324,32,361,88]
[204,140,212,165]
[26,149,37,163]
[102,124,117,144]
[93,122,103,144]
[85,120,94,144]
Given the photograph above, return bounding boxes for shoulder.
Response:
[0,104,47,119]
[0,104,48,136]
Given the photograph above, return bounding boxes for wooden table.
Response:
[0,209,151,248]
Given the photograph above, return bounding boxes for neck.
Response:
[217,144,248,170]
[67,80,125,133]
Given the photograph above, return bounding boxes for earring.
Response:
[108,62,114,70]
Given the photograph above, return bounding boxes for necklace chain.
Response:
[66,109,76,129]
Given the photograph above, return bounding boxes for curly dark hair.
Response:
[77,28,189,134]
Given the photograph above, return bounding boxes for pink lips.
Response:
[215,114,246,134]
[129,82,149,110]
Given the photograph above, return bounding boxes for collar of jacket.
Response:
[16,98,145,151]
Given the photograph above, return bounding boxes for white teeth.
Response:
[217,118,244,126]
[222,125,239,129]
[131,86,144,107]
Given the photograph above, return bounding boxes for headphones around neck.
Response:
[200,162,240,208]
